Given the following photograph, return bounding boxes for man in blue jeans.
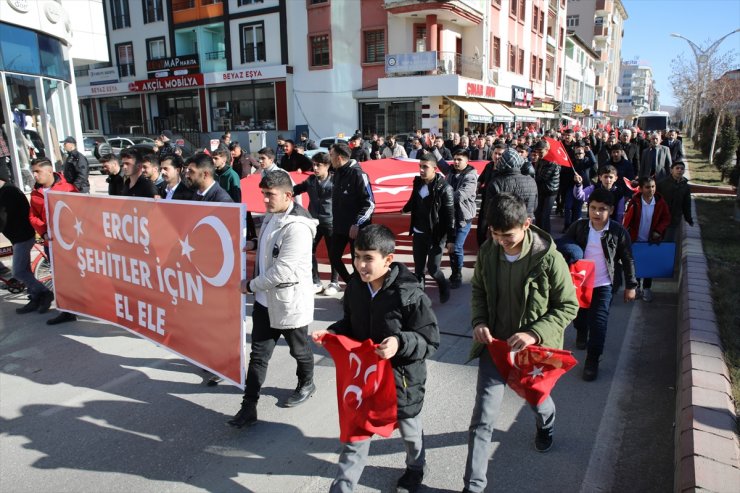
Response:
[0,165,54,314]
[439,149,477,289]
[561,188,637,381]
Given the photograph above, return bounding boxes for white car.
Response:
[108,136,156,155]
[303,135,350,159]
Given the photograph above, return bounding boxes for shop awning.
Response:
[479,102,515,123]
[508,106,541,122]
[531,111,559,120]
[447,97,493,124]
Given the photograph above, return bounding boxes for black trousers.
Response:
[313,224,338,284]
[412,231,445,283]
[243,302,314,403]
[328,233,355,284]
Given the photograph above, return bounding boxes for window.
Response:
[110,0,130,29]
[518,0,526,21]
[509,0,517,18]
[538,57,544,80]
[116,42,135,77]
[532,6,539,33]
[508,43,515,72]
[539,11,545,35]
[238,0,264,5]
[310,34,330,68]
[557,67,562,87]
[414,25,426,52]
[240,22,265,63]
[142,0,163,23]
[363,30,385,64]
[530,54,537,80]
[559,28,564,48]
[566,15,579,27]
[147,37,166,60]
[210,83,276,131]
[172,0,194,9]
[491,0,501,8]
[492,36,501,68]
[518,48,524,75]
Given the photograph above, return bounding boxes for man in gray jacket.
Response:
[228,171,318,428]
[640,132,672,180]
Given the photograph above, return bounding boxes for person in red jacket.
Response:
[29,158,78,246]
[29,158,79,324]
[623,176,671,302]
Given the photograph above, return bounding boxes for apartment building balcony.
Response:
[594,25,610,38]
[379,50,488,99]
[548,0,558,13]
[383,0,483,25]
[595,0,613,15]
[172,0,223,24]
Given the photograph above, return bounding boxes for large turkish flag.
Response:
[241,159,490,214]
[570,259,595,308]
[487,339,578,406]
[321,333,398,443]
[543,138,573,168]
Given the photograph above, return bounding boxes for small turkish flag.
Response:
[321,333,398,443]
[623,177,639,193]
[570,260,595,308]
[496,124,503,137]
[487,339,578,406]
[543,137,573,167]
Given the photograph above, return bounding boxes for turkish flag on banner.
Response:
[321,333,398,443]
[241,171,311,214]
[543,138,573,168]
[487,339,578,406]
[569,260,595,308]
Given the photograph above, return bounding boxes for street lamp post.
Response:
[670,29,739,139]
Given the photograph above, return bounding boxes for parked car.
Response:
[303,135,350,159]
[108,136,156,155]
[81,133,110,172]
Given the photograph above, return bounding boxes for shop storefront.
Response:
[0,21,76,190]
[204,65,289,134]
[358,99,422,137]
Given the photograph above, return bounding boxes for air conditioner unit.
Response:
[488,69,499,85]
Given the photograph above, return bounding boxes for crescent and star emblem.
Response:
[179,216,235,287]
[51,200,82,251]
[342,354,380,408]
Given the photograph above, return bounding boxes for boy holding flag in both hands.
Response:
[464,193,579,493]
[313,224,440,493]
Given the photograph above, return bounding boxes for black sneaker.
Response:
[227,402,257,428]
[37,291,54,314]
[16,297,40,314]
[207,374,223,386]
[439,278,451,304]
[396,467,424,493]
[535,427,553,453]
[284,380,316,407]
[46,312,77,325]
[582,355,600,381]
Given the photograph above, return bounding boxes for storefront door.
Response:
[155,91,200,133]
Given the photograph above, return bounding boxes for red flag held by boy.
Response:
[543,137,573,167]
[321,333,398,442]
[487,339,578,406]
[569,260,595,308]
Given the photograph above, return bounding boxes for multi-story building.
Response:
[1,0,108,190]
[561,32,597,127]
[616,60,655,124]
[76,0,570,145]
[566,0,627,122]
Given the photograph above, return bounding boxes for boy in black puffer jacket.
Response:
[532,140,560,234]
[313,225,440,493]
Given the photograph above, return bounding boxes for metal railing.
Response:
[111,14,130,29]
[437,52,483,79]
[205,50,225,60]
[143,7,164,23]
[242,45,266,63]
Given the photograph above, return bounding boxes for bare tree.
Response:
[705,73,740,165]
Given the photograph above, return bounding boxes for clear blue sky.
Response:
[620,0,740,107]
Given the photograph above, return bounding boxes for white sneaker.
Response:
[313,283,324,294]
[323,282,340,296]
[642,288,653,302]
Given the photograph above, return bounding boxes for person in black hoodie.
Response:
[328,142,375,287]
[0,165,55,315]
[532,140,560,234]
[280,140,313,172]
[293,152,339,295]
[312,224,440,493]
[402,153,455,303]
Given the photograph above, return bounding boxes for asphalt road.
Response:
[0,207,677,493]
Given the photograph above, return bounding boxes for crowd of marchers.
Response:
[0,123,693,493]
